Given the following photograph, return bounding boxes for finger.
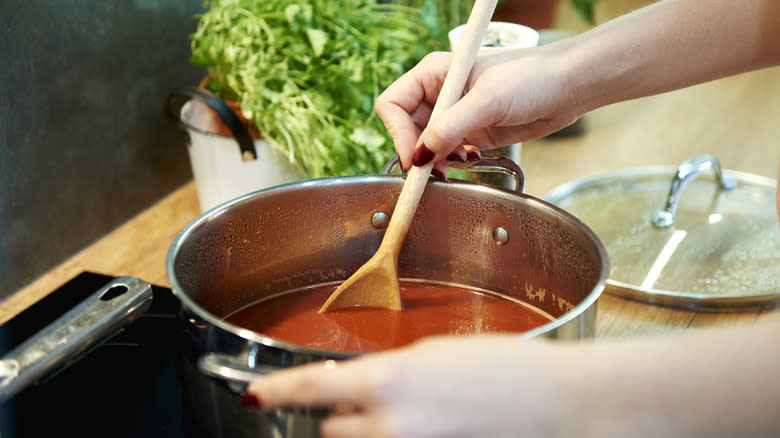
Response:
[320,413,381,438]
[376,101,421,172]
[481,114,577,146]
[517,114,580,140]
[463,145,481,162]
[246,359,384,410]
[416,86,505,161]
[432,160,450,182]
[332,403,361,416]
[376,53,452,170]
[409,100,434,131]
[445,145,467,163]
[377,52,451,116]
[404,102,433,169]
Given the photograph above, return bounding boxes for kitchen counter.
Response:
[2,66,779,338]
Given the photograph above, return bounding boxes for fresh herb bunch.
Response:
[190,0,447,178]
[570,0,597,24]
[394,0,474,32]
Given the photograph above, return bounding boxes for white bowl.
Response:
[448,21,539,53]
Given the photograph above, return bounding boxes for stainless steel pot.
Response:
[166,157,609,438]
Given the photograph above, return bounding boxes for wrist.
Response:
[548,30,638,116]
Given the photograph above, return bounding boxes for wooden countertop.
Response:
[2,66,779,338]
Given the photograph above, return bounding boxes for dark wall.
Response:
[0,1,206,299]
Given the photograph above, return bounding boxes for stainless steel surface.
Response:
[198,353,278,389]
[545,159,780,310]
[0,277,153,401]
[380,152,526,193]
[652,155,737,228]
[167,170,608,437]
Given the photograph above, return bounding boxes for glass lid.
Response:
[545,155,780,310]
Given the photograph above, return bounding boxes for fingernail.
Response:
[241,393,262,408]
[466,151,480,162]
[446,153,466,163]
[397,155,409,173]
[412,144,435,167]
[431,168,448,182]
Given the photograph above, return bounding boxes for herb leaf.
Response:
[190,0,447,178]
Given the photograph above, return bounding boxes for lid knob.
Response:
[651,154,737,228]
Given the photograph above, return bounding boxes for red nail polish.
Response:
[241,393,262,408]
[399,156,410,173]
[466,151,480,162]
[431,168,448,182]
[446,153,466,162]
[412,144,435,167]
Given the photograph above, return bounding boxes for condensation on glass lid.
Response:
[544,165,780,308]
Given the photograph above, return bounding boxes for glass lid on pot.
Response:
[545,155,780,310]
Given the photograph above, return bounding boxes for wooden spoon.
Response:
[320,0,499,312]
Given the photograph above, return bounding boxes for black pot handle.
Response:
[164,85,257,161]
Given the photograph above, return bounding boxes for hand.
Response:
[374,47,585,173]
[244,335,577,438]
[244,320,780,438]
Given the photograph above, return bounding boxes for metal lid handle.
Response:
[652,154,737,228]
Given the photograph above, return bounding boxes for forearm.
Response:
[570,319,780,437]
[555,0,780,112]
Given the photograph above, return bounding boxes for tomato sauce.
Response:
[224,281,553,353]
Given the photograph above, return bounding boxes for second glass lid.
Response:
[545,155,780,310]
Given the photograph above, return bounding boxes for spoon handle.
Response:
[382,162,433,258]
[383,0,498,258]
[429,0,497,121]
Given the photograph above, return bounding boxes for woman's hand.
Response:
[375,0,780,175]
[244,335,577,438]
[243,320,780,438]
[374,47,584,172]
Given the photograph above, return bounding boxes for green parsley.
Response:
[190,0,447,178]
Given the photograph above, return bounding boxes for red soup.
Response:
[224,281,553,353]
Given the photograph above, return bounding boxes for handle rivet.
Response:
[492,227,510,245]
[371,212,390,229]
[241,150,256,161]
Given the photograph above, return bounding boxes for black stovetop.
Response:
[0,272,185,438]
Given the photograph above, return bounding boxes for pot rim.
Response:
[166,174,610,356]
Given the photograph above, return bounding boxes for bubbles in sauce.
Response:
[225,281,554,353]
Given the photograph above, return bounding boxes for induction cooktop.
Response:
[0,272,185,438]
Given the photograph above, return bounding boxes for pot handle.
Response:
[381,152,526,193]
[651,154,737,228]
[198,352,279,393]
[0,277,153,401]
[164,85,258,161]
